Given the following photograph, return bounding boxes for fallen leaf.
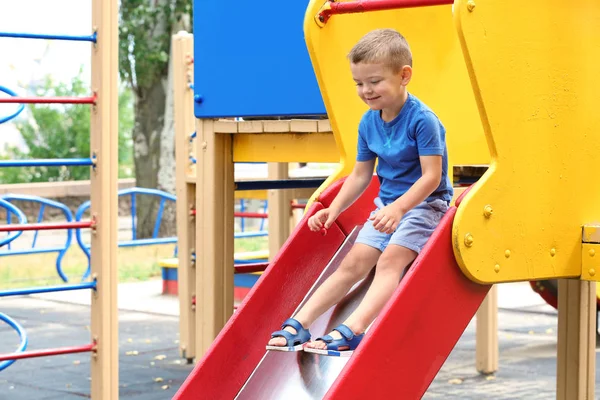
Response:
[448,378,463,385]
[73,360,80,365]
[145,339,151,344]
[127,338,133,343]
[528,330,535,335]
[154,377,164,383]
[161,385,170,390]
[126,351,139,356]
[546,328,553,334]
[154,355,167,360]
[486,376,496,381]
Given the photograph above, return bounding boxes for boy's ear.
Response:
[401,65,413,85]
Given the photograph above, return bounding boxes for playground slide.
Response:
[173,179,491,399]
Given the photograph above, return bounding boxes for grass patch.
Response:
[0,236,268,289]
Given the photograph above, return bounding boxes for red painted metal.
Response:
[290,202,306,210]
[234,212,268,219]
[0,95,97,104]
[318,176,379,236]
[319,0,453,23]
[234,262,268,274]
[173,201,347,400]
[0,220,93,232]
[0,343,95,361]
[325,208,490,399]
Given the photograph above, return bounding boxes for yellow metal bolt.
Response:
[483,205,493,218]
[590,249,596,257]
[494,264,500,273]
[467,0,476,12]
[202,141,208,149]
[589,268,596,277]
[464,234,474,247]
[550,248,556,257]
[505,250,511,258]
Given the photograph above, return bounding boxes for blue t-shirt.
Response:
[356,93,453,205]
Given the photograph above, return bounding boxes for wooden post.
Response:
[268,163,292,260]
[556,279,596,400]
[90,0,119,397]
[173,31,196,363]
[475,285,498,374]
[196,120,235,356]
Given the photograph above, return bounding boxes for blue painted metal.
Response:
[0,280,96,297]
[0,198,26,247]
[0,158,93,167]
[234,231,268,239]
[234,258,269,264]
[240,199,246,232]
[1,195,75,283]
[193,0,326,118]
[0,31,97,42]
[76,187,177,281]
[260,200,268,231]
[0,246,67,257]
[0,312,28,371]
[0,86,25,124]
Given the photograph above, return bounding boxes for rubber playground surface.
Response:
[0,280,599,399]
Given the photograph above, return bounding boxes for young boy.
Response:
[266,28,453,356]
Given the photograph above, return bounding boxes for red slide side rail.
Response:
[325,207,491,399]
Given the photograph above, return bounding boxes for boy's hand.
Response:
[308,208,338,232]
[369,203,404,234]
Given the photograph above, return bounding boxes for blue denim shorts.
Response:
[355,198,449,254]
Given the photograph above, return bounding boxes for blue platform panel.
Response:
[193,0,326,118]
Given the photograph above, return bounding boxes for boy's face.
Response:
[350,62,411,112]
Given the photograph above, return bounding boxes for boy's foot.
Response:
[267,326,298,347]
[266,318,311,352]
[305,329,346,350]
[304,324,365,357]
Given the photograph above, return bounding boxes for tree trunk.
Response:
[133,73,176,238]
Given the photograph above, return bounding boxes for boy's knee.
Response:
[338,253,375,279]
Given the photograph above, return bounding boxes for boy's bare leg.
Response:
[268,244,381,347]
[306,244,416,350]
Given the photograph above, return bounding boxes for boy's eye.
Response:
[355,83,363,87]
[370,80,381,85]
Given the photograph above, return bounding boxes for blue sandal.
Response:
[303,324,364,357]
[266,318,311,352]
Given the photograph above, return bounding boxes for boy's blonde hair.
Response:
[348,29,412,71]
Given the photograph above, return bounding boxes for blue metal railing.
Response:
[76,187,178,281]
[0,195,75,283]
[0,280,96,297]
[0,86,25,124]
[0,198,27,247]
[0,312,28,372]
[0,31,97,43]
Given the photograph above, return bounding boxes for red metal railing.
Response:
[318,0,453,23]
[0,220,94,232]
[0,95,97,104]
[0,343,95,362]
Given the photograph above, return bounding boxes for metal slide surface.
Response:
[174,199,490,399]
[236,228,369,399]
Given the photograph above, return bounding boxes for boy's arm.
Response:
[391,155,442,213]
[328,159,376,217]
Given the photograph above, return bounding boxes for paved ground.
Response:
[0,280,597,399]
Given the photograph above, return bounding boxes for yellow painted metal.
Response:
[581,244,600,282]
[232,133,338,163]
[452,0,600,283]
[303,0,487,205]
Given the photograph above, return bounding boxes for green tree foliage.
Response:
[0,71,134,184]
